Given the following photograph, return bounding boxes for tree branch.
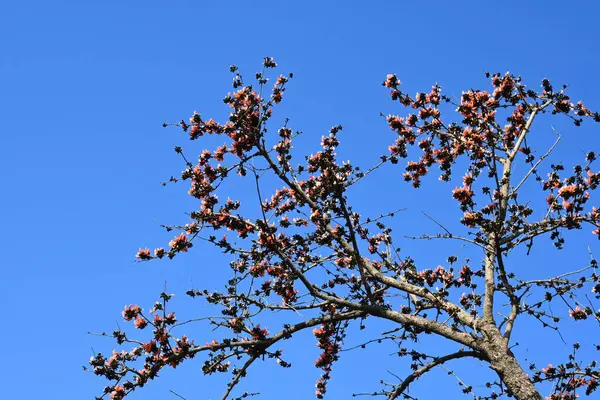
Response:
[387,351,487,400]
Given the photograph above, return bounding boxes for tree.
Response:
[89,57,600,400]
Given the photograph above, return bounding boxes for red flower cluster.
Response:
[542,364,556,375]
[134,316,148,329]
[93,60,600,400]
[122,305,140,321]
[418,265,454,287]
[154,248,165,258]
[569,306,588,320]
[462,211,482,228]
[110,385,125,400]
[383,73,399,88]
[168,233,191,253]
[135,248,152,260]
[251,325,269,340]
[452,186,475,209]
[313,323,340,399]
[558,184,579,200]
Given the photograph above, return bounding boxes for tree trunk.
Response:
[484,336,542,400]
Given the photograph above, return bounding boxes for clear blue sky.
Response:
[2,1,600,399]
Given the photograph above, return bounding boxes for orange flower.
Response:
[452,187,474,203]
[569,306,587,320]
[134,315,148,329]
[110,385,125,400]
[142,340,157,353]
[558,184,578,200]
[462,212,480,227]
[542,364,556,375]
[251,325,269,340]
[383,73,399,88]
[122,305,140,321]
[136,248,152,260]
[169,233,191,252]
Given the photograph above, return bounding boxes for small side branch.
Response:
[221,354,260,400]
[387,351,486,400]
[510,128,561,196]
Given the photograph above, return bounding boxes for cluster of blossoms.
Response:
[532,344,600,398]
[568,306,600,321]
[92,59,600,400]
[383,73,522,187]
[416,265,454,287]
[89,293,195,399]
[135,234,190,261]
[134,59,299,271]
[452,185,475,209]
[382,68,600,259]
[313,320,341,399]
[540,154,600,238]
[168,233,191,253]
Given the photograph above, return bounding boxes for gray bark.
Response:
[483,331,543,400]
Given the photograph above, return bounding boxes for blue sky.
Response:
[2,1,600,399]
